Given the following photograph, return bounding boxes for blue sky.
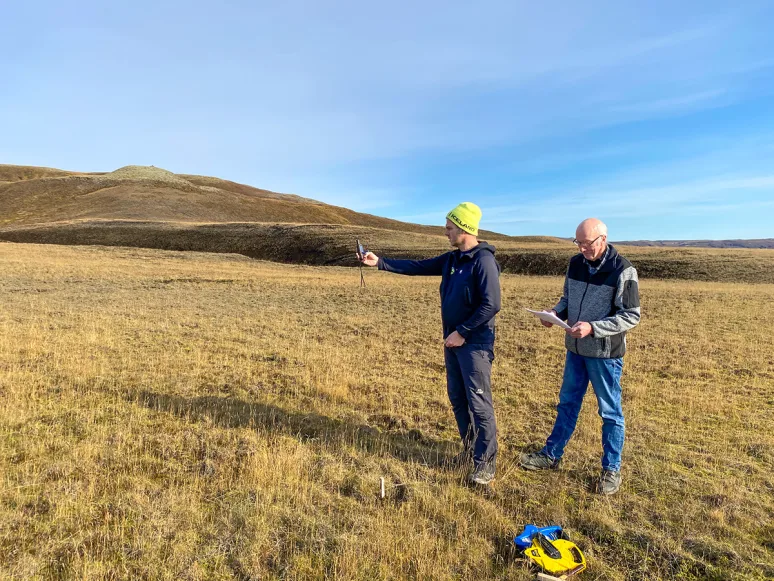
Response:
[2,1,773,240]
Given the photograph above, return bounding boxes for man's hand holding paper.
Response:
[525,308,571,330]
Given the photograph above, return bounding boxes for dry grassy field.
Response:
[1,242,772,580]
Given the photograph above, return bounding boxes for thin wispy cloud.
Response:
[610,89,728,115]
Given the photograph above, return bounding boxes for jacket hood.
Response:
[462,241,496,257]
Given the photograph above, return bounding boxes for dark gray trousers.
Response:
[444,343,498,465]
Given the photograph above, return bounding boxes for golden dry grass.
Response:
[1,243,772,580]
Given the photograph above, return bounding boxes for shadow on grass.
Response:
[132,390,458,466]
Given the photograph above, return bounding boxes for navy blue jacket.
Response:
[378,243,501,345]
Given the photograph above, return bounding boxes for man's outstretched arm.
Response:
[360,251,449,276]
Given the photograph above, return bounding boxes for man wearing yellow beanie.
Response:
[359,202,502,486]
[446,201,482,236]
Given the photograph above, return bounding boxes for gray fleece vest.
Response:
[553,245,640,358]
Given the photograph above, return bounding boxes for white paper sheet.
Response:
[525,308,571,330]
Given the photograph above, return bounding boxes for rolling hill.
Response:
[0,164,514,239]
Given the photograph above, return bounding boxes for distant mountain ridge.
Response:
[618,239,774,249]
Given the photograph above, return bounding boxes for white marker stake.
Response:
[379,477,385,499]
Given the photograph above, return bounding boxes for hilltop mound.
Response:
[104,165,195,187]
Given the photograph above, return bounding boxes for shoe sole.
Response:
[598,486,620,495]
[520,463,544,471]
[519,462,560,471]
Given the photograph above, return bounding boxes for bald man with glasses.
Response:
[520,218,640,495]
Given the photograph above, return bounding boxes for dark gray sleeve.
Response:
[553,268,570,321]
[590,266,641,337]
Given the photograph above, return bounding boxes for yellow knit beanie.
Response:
[446,202,482,235]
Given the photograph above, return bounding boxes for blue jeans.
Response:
[444,343,498,466]
[542,351,625,471]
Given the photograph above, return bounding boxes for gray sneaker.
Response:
[519,451,560,471]
[469,458,496,486]
[598,469,622,495]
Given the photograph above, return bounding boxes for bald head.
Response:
[575,218,608,260]
[576,218,607,240]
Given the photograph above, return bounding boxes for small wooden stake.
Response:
[379,477,385,499]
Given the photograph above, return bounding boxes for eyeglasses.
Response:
[573,235,603,248]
